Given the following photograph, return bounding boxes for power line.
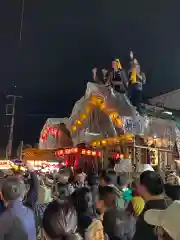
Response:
[27,114,59,117]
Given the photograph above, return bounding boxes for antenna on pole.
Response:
[5,95,22,160]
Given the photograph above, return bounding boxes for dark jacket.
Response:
[132,199,166,240]
[103,207,135,240]
[24,172,39,209]
[164,183,180,201]
[0,200,5,214]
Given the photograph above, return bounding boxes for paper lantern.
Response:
[73,148,78,153]
[92,151,96,156]
[81,149,86,154]
[72,126,77,132]
[87,150,92,155]
[102,140,107,145]
[76,120,81,125]
[116,119,123,127]
[92,141,97,147]
[120,154,124,159]
[80,114,87,120]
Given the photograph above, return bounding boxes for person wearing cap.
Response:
[133,171,167,240]
[0,176,36,239]
[144,201,180,240]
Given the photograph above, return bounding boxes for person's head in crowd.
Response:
[136,170,164,200]
[99,170,116,186]
[75,171,86,185]
[126,196,145,217]
[87,172,99,186]
[71,187,93,215]
[144,201,180,240]
[166,173,179,185]
[75,168,83,175]
[58,168,70,184]
[12,169,24,179]
[117,173,129,189]
[164,184,180,201]
[1,176,26,204]
[96,186,117,215]
[43,200,78,240]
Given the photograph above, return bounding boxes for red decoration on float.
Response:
[113,153,124,160]
[41,126,61,141]
[74,155,78,169]
[55,147,101,157]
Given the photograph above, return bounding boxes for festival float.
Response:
[22,80,179,172]
[22,54,180,171]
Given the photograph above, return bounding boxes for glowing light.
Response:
[100,102,105,110]
[53,129,58,135]
[85,106,91,113]
[114,153,120,159]
[87,150,91,155]
[55,148,100,158]
[92,141,97,147]
[73,147,78,153]
[96,152,101,157]
[92,151,96,156]
[116,119,123,127]
[57,150,64,155]
[80,114,87,120]
[102,140,107,145]
[153,135,157,139]
[65,149,71,154]
[72,126,77,132]
[76,120,81,125]
[81,149,86,154]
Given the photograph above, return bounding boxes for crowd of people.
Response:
[92,51,146,114]
[0,162,180,240]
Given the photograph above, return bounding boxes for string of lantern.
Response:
[55,147,101,157]
[40,126,60,142]
[71,95,123,133]
[91,134,134,148]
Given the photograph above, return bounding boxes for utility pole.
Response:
[5,95,22,160]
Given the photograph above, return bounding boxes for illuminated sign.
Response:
[0,160,11,169]
[55,147,101,157]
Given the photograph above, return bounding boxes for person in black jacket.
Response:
[133,171,167,240]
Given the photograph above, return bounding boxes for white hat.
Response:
[136,164,154,173]
[114,159,132,173]
[144,201,180,240]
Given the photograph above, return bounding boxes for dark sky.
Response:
[0,0,180,149]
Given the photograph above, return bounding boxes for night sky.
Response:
[0,0,180,151]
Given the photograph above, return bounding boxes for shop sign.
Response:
[0,160,11,169]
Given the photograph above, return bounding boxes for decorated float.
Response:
[25,81,179,172]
